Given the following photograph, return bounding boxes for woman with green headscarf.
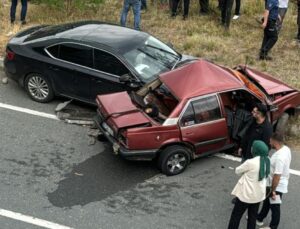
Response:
[227,140,270,229]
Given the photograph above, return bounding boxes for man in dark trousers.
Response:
[259,0,279,60]
[220,0,234,29]
[172,0,190,20]
[199,0,209,14]
[10,0,28,24]
[238,104,273,161]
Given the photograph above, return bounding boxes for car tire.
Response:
[276,112,290,135]
[158,145,190,176]
[25,73,54,103]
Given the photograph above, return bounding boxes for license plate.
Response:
[102,122,114,136]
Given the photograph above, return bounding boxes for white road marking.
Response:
[215,153,300,177]
[0,209,74,229]
[0,102,59,120]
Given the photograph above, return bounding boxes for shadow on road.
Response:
[47,144,159,208]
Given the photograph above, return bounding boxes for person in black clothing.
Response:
[259,0,279,60]
[10,0,28,25]
[199,0,209,14]
[172,0,190,20]
[238,104,273,161]
[220,0,234,29]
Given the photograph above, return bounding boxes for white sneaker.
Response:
[256,220,264,226]
[232,15,240,20]
[259,227,270,229]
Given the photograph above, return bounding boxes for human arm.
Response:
[271,174,281,199]
[235,160,250,175]
[262,10,269,29]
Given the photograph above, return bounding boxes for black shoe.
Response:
[259,55,272,61]
[21,20,26,25]
[11,20,15,24]
[171,12,176,18]
[199,10,209,16]
[182,15,188,20]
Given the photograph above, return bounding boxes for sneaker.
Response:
[259,227,270,229]
[182,15,188,20]
[259,55,272,61]
[21,20,27,25]
[233,15,240,20]
[256,220,264,226]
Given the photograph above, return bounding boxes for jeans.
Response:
[10,0,27,22]
[260,20,278,57]
[227,198,259,229]
[141,0,147,9]
[120,0,141,30]
[257,188,283,229]
[297,1,300,38]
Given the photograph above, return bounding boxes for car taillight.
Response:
[6,49,15,60]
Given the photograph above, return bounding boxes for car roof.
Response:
[159,59,244,100]
[25,21,149,53]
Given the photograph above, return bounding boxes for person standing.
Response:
[220,0,234,28]
[199,0,209,14]
[256,132,291,229]
[259,0,279,60]
[227,140,270,229]
[171,0,190,20]
[238,104,273,161]
[120,0,141,30]
[10,0,28,25]
[277,0,289,31]
[232,0,241,20]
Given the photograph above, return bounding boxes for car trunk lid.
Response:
[96,92,151,131]
[242,66,295,95]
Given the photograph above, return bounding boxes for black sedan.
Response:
[4,21,194,104]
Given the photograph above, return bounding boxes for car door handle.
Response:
[96,80,102,83]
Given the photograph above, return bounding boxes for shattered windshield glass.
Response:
[123,36,181,82]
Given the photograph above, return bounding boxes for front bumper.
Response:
[94,111,158,161]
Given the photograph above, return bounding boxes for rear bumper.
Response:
[94,111,158,161]
[4,59,23,85]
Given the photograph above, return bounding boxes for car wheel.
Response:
[159,145,190,176]
[276,112,290,135]
[25,73,54,103]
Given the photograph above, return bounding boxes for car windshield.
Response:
[123,36,181,82]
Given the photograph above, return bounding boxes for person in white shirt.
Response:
[227,140,270,229]
[277,0,289,31]
[257,132,291,229]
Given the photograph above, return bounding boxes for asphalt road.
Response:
[1,71,300,229]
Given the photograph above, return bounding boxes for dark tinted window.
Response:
[59,44,93,68]
[180,95,221,127]
[94,49,129,76]
[46,45,59,58]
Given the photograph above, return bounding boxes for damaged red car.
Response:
[95,59,300,175]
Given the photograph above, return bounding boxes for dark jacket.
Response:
[240,118,273,160]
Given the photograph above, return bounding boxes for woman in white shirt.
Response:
[227,140,270,229]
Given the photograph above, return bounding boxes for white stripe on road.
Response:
[0,102,59,120]
[0,209,74,229]
[215,153,300,177]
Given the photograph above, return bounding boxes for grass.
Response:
[0,0,299,142]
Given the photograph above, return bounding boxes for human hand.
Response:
[262,22,267,29]
[271,191,276,200]
[237,148,242,156]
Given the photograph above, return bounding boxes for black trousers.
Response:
[260,20,278,57]
[172,0,190,16]
[297,1,300,38]
[220,0,234,28]
[257,188,283,229]
[234,0,241,15]
[227,198,260,229]
[199,0,209,13]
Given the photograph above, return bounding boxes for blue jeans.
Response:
[120,0,141,30]
[10,0,28,22]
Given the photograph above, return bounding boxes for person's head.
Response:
[252,140,269,157]
[144,104,159,118]
[252,103,268,121]
[270,132,284,149]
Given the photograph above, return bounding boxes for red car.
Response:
[95,60,300,175]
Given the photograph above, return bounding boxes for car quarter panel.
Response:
[126,125,181,150]
[271,91,300,121]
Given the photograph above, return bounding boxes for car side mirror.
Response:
[119,74,132,83]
